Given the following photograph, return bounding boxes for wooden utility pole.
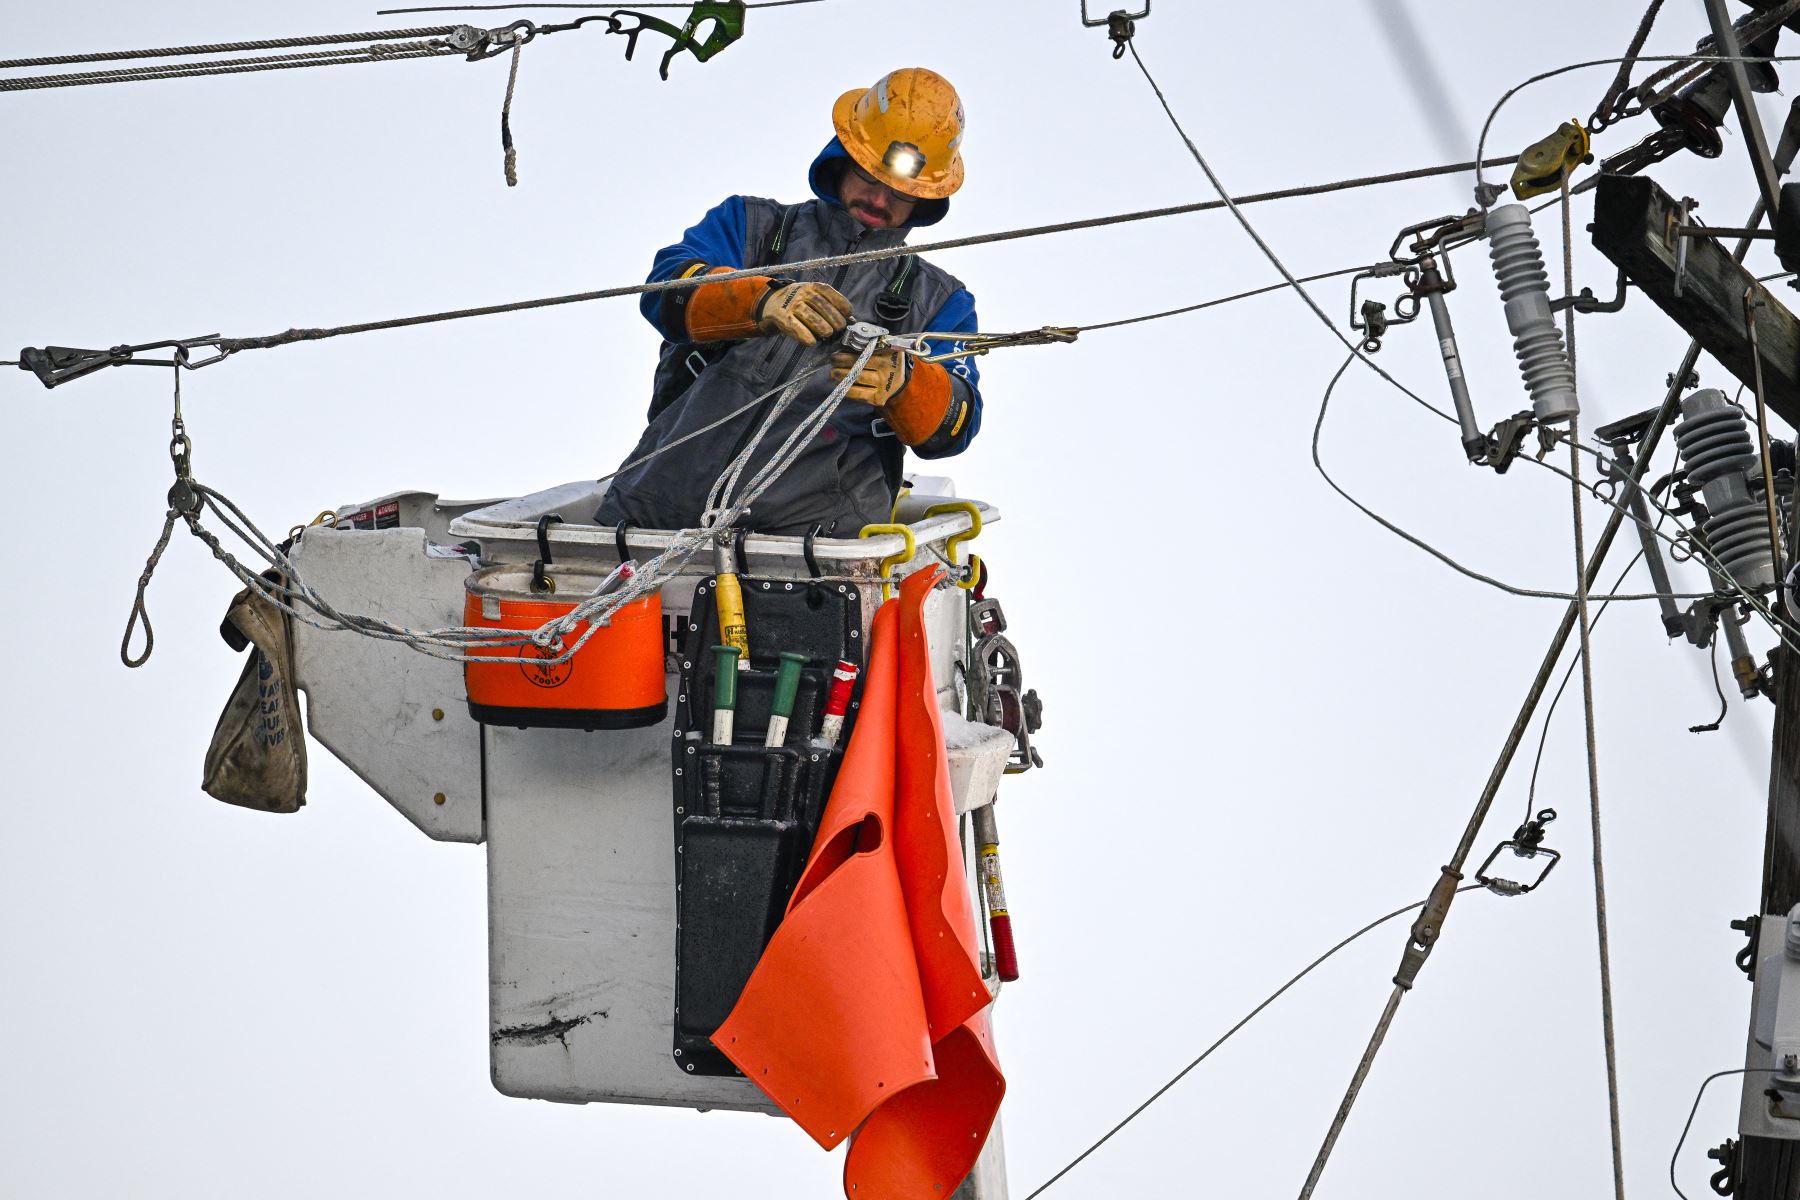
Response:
[1739,648,1800,1199]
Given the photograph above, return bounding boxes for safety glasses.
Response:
[847,160,922,206]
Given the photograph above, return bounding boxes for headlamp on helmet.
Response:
[882,141,925,180]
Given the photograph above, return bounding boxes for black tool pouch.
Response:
[669,574,865,1076]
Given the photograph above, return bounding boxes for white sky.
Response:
[2,1,1794,1196]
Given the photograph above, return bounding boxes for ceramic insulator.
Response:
[1675,388,1776,591]
[1486,204,1578,424]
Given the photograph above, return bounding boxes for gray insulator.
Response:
[1674,388,1776,590]
[1485,204,1579,424]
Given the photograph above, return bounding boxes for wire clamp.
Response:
[1475,808,1560,897]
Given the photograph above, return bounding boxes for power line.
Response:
[1022,884,1488,1199]
[1671,1069,1775,1200]
[1310,356,1705,603]
[1525,532,1664,822]
[1077,264,1375,332]
[11,154,1519,377]
[199,156,1518,354]
[1474,53,1800,204]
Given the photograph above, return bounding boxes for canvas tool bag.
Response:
[202,575,307,812]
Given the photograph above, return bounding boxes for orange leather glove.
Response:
[756,281,853,345]
[830,346,909,406]
[831,351,958,447]
[681,268,852,345]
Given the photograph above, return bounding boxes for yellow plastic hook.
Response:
[924,502,983,590]
[858,523,916,601]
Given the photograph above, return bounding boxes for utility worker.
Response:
[596,68,982,536]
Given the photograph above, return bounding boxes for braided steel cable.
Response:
[44,156,1511,362]
[0,42,458,92]
[0,26,459,70]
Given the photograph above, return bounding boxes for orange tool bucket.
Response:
[463,563,667,730]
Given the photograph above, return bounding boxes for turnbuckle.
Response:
[1475,808,1561,896]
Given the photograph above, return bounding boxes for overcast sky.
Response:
[4,1,1796,1196]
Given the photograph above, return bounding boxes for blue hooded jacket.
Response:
[635,137,982,458]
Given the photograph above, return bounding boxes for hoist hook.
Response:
[1079,1,1149,58]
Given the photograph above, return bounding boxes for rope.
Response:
[86,154,1512,361]
[0,26,458,69]
[0,43,460,92]
[125,348,871,668]
[1561,179,1626,1200]
[1022,885,1488,1199]
[501,39,523,187]
[1588,0,1665,131]
[121,508,180,668]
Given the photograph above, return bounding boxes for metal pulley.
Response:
[967,597,1043,774]
[1510,120,1592,200]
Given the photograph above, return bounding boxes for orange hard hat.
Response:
[832,68,966,201]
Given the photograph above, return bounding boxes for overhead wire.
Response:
[1120,40,1450,426]
[1475,52,1800,204]
[19,155,1517,368]
[1310,355,1712,603]
[1108,31,1800,1195]
[1524,546,1649,820]
[1075,264,1378,332]
[1688,633,1731,734]
[1047,34,1800,645]
[1671,1069,1775,1200]
[1626,0,1800,118]
[1021,884,1489,1200]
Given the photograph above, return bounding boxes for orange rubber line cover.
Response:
[893,566,991,1037]
[713,566,1005,1199]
